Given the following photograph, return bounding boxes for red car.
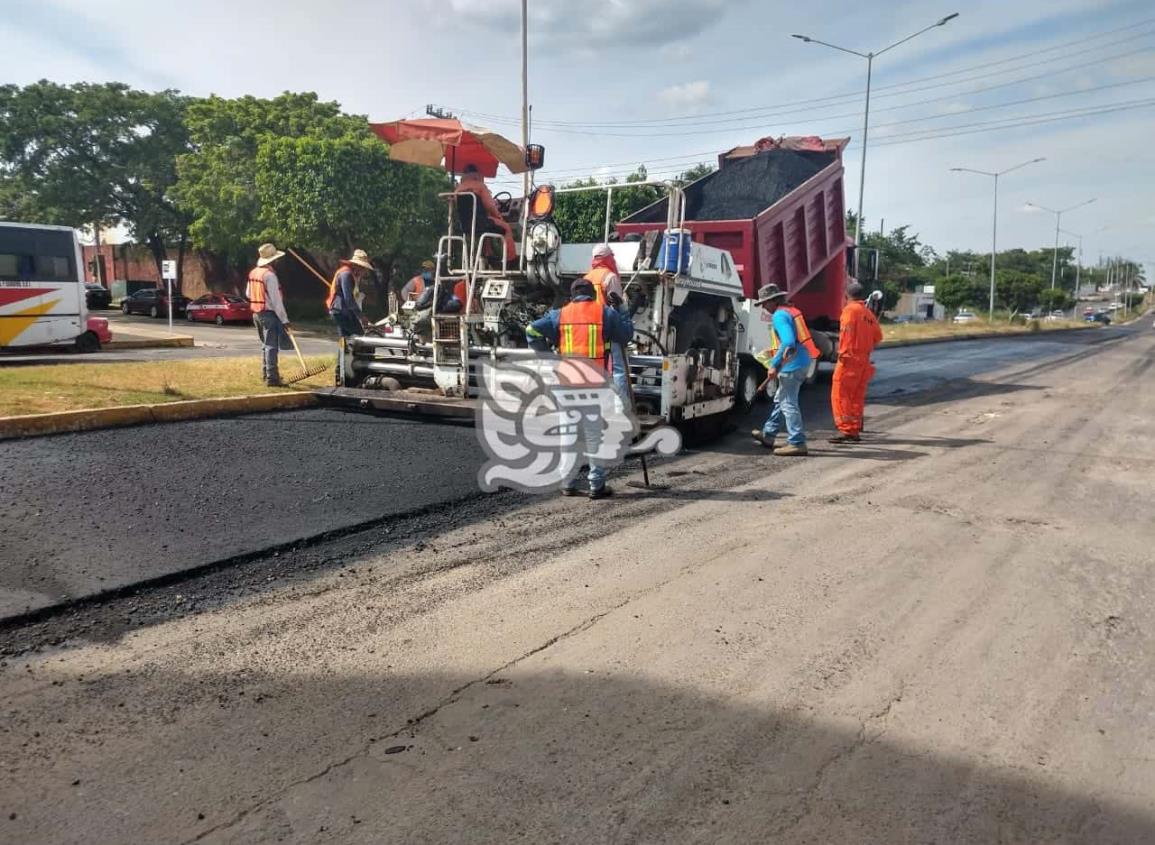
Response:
[185,293,253,325]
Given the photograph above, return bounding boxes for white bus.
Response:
[0,222,95,351]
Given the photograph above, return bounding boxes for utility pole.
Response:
[521,0,530,200]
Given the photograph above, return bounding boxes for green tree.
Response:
[256,134,449,297]
[879,281,902,311]
[678,162,716,182]
[995,270,1044,313]
[0,81,192,282]
[553,167,662,243]
[1038,288,1072,312]
[174,92,369,269]
[935,275,983,311]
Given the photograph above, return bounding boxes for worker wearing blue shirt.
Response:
[751,283,811,455]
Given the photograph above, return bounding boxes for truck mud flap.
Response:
[313,386,477,421]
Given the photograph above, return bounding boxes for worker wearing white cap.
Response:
[584,244,628,402]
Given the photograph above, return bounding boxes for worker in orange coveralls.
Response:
[829,281,883,443]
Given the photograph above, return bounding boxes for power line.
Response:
[469,43,1155,139]
[490,98,1155,187]
[497,71,1155,181]
[450,17,1155,130]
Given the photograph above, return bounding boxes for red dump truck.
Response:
[618,135,852,398]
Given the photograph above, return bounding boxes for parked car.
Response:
[185,293,253,325]
[85,283,112,310]
[1044,309,1066,321]
[953,309,977,324]
[120,287,190,318]
[891,314,924,324]
[1085,312,1112,325]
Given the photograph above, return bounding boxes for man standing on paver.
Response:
[247,243,291,387]
[830,281,883,443]
[751,283,811,455]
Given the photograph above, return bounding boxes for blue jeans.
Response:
[330,309,362,339]
[762,369,806,446]
[563,415,608,493]
[253,311,286,383]
[610,342,630,407]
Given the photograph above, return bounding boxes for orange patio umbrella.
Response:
[369,117,527,178]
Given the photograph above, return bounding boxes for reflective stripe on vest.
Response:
[584,267,612,306]
[247,267,271,312]
[558,299,608,365]
[769,305,821,360]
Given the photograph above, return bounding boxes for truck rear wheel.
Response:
[735,358,766,412]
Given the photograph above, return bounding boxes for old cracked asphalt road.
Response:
[1,323,1154,843]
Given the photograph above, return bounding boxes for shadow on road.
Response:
[9,667,1153,844]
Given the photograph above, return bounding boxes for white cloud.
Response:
[657,81,713,114]
[445,0,739,47]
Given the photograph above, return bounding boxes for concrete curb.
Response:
[105,335,194,349]
[877,323,1095,350]
[0,392,317,440]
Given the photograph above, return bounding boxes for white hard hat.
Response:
[592,243,613,258]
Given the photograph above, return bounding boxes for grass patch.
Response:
[0,356,332,417]
[882,318,1090,343]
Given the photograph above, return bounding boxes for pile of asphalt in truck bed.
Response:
[625,149,836,223]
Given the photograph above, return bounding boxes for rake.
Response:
[283,327,328,385]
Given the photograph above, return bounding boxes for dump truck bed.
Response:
[618,137,850,326]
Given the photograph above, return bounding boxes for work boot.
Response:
[774,444,808,457]
[560,487,581,498]
[828,434,861,444]
[266,377,284,387]
[751,430,774,449]
[588,485,614,500]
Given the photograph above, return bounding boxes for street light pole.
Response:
[1024,198,1096,292]
[857,53,872,258]
[792,12,958,274]
[1059,228,1083,318]
[950,157,1044,320]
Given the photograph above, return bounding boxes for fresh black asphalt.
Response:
[0,325,1137,621]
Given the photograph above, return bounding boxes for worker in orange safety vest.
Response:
[764,302,822,363]
[526,276,635,499]
[400,260,435,302]
[247,242,291,386]
[454,165,516,264]
[326,248,374,339]
[829,281,883,443]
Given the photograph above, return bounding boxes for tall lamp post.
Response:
[1024,199,1097,290]
[1059,228,1084,318]
[950,157,1045,320]
[793,13,958,274]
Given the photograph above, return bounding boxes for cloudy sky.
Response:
[5,0,1154,269]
